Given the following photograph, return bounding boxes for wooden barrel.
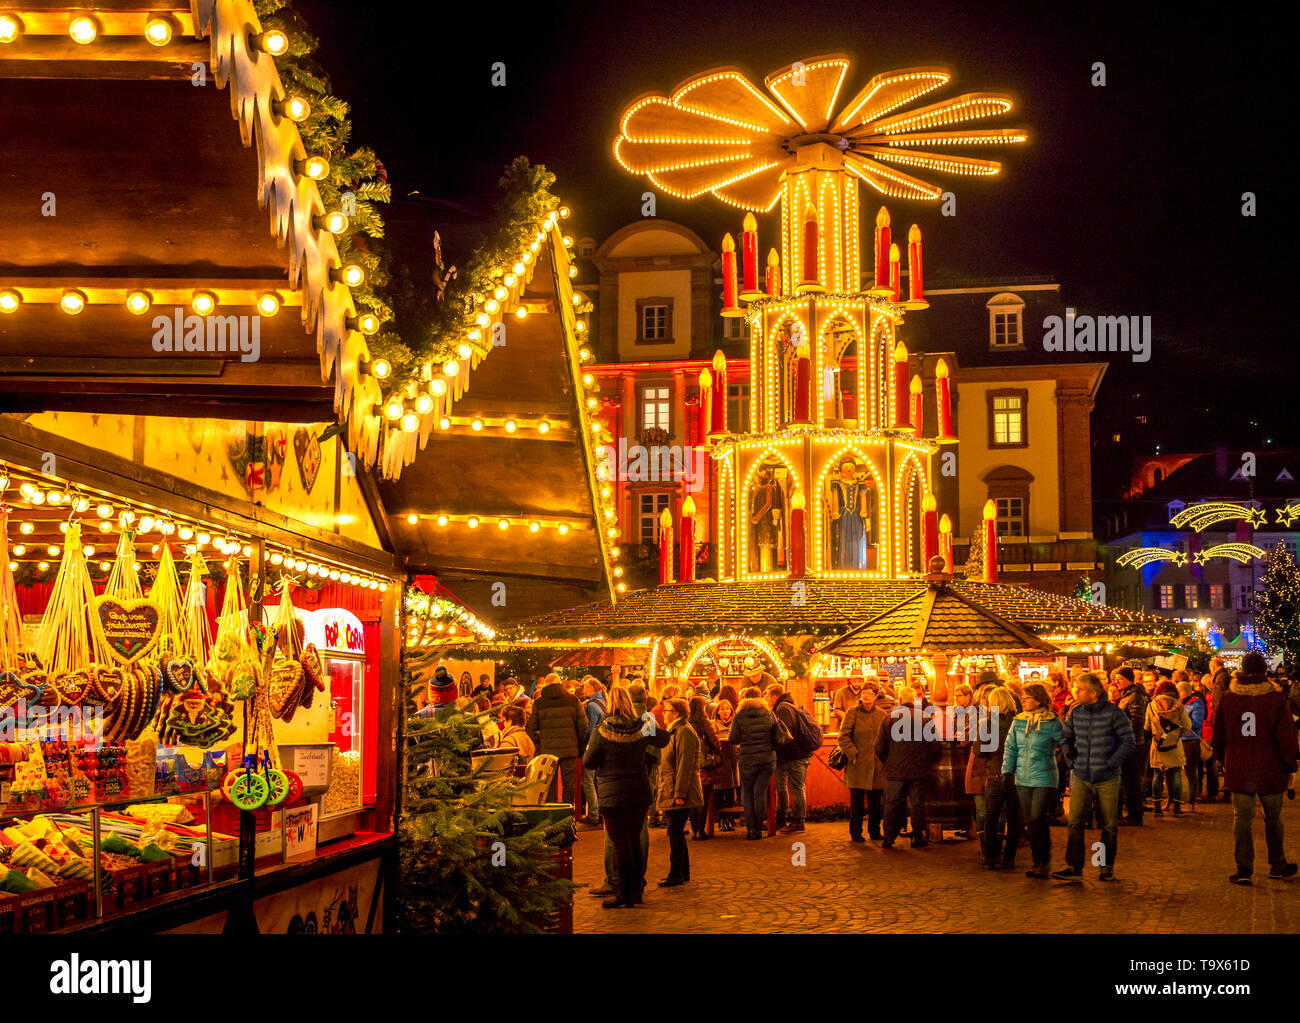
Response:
[926,740,973,825]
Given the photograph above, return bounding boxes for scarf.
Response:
[1022,707,1057,734]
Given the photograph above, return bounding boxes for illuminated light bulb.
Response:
[559,206,571,219]
[126,291,152,315]
[610,546,621,558]
[83,545,94,556]
[470,418,484,432]
[497,518,510,531]
[458,343,472,359]
[0,14,21,43]
[329,570,340,580]
[586,397,598,410]
[97,519,110,532]
[100,561,110,571]
[294,559,307,571]
[12,545,24,555]
[493,287,507,301]
[19,522,33,534]
[383,398,404,421]
[568,266,578,278]
[537,420,550,435]
[514,306,528,320]
[579,348,591,361]
[475,312,490,328]
[529,241,540,253]
[159,519,175,535]
[47,545,60,556]
[513,262,526,275]
[241,544,252,557]
[483,299,499,315]
[430,378,447,397]
[616,582,627,592]
[571,294,583,306]
[144,16,174,45]
[318,211,349,235]
[575,320,587,333]
[529,521,540,533]
[339,573,351,584]
[0,289,20,313]
[257,292,281,316]
[614,567,624,577]
[197,533,211,545]
[300,155,330,180]
[329,263,364,288]
[442,360,459,377]
[557,523,568,535]
[370,358,391,381]
[37,562,48,572]
[270,552,284,565]
[279,96,311,122]
[504,419,517,433]
[401,411,419,433]
[306,564,318,576]
[191,291,216,315]
[178,526,193,540]
[438,416,451,430]
[68,15,98,44]
[60,289,87,315]
[563,235,574,247]
[254,28,289,55]
[436,514,448,526]
[380,582,389,592]
[415,394,434,414]
[467,516,480,529]
[73,496,90,513]
[503,274,517,288]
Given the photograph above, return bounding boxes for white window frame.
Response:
[987,293,1026,350]
[641,384,671,433]
[639,492,671,544]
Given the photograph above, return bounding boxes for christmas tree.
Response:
[1254,542,1300,671]
[398,644,574,933]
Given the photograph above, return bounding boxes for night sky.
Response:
[297,0,1287,468]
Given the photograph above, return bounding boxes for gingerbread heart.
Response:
[88,665,126,706]
[300,644,325,692]
[0,670,25,708]
[268,660,304,720]
[92,596,162,664]
[53,670,91,707]
[293,426,322,494]
[19,669,48,705]
[164,659,195,694]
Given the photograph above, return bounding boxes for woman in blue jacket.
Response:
[1178,678,1207,806]
[1002,682,1066,878]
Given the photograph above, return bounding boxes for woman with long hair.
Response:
[688,696,721,840]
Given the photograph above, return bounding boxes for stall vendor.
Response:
[831,675,867,731]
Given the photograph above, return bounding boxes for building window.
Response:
[636,298,673,343]
[577,237,595,258]
[639,493,671,544]
[727,383,749,434]
[987,389,1028,448]
[986,293,1025,349]
[1238,585,1253,610]
[641,384,671,434]
[723,316,749,341]
[1209,585,1226,609]
[1183,584,1199,608]
[1158,585,1175,609]
[995,497,1025,537]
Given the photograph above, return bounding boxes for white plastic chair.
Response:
[512,754,558,805]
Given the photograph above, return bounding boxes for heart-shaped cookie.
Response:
[92,596,162,664]
[19,669,48,705]
[300,643,326,693]
[53,670,92,707]
[268,660,304,720]
[0,670,25,708]
[88,665,126,706]
[164,659,195,694]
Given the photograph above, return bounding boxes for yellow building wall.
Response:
[617,269,692,361]
[955,379,1060,540]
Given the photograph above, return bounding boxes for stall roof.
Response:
[815,581,1058,657]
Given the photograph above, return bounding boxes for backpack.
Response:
[789,705,823,757]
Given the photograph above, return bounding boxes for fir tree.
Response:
[1254,542,1300,671]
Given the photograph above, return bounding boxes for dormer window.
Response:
[987,292,1026,350]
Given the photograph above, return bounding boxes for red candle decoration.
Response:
[921,492,938,571]
[658,508,675,585]
[935,358,956,443]
[906,224,927,307]
[721,233,742,317]
[797,205,822,292]
[790,488,807,578]
[939,514,954,575]
[740,212,760,299]
[794,342,811,422]
[765,248,780,297]
[699,368,713,441]
[982,498,999,583]
[892,341,910,429]
[888,243,901,303]
[711,350,728,434]
[679,495,697,582]
[873,206,891,291]
[909,374,923,435]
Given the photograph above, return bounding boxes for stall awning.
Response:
[549,647,649,668]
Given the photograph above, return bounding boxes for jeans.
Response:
[1066,773,1120,871]
[1232,791,1287,874]
[849,788,883,838]
[546,756,578,808]
[602,805,649,903]
[1151,765,1184,807]
[1017,785,1055,866]
[984,773,1020,866]
[740,760,775,835]
[883,778,927,842]
[604,817,649,888]
[580,763,599,821]
[1183,741,1202,802]
[664,807,691,880]
[1121,744,1148,822]
[774,756,811,826]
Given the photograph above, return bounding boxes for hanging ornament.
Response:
[104,529,143,599]
[0,508,25,670]
[182,548,212,664]
[149,543,186,651]
[34,523,109,674]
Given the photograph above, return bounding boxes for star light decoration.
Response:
[1276,502,1300,527]
[1116,547,1184,569]
[1168,501,1263,531]
[1193,543,1267,565]
[613,57,1026,209]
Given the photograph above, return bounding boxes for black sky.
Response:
[296,0,1288,453]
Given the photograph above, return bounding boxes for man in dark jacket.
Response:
[1053,673,1134,882]
[768,683,812,833]
[1207,657,1232,801]
[1212,653,1299,884]
[874,688,940,848]
[1112,666,1149,825]
[525,673,588,808]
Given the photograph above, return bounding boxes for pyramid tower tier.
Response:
[779,142,861,296]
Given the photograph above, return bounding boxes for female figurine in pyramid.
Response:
[826,458,873,570]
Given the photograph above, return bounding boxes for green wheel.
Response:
[229,771,269,811]
[264,768,289,806]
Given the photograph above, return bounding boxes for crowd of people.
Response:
[432,650,1299,908]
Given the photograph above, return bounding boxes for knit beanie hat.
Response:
[1115,666,1135,684]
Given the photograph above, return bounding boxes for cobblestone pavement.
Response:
[570,799,1300,933]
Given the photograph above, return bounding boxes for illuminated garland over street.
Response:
[1169,501,1267,530]
[1116,547,1185,568]
[1193,543,1267,565]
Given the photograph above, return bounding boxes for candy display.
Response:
[323,749,361,815]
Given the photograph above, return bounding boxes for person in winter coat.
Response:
[579,677,608,826]
[582,684,671,908]
[1112,667,1150,824]
[524,674,588,808]
[977,687,1022,870]
[831,675,866,731]
[1212,653,1299,884]
[874,687,941,849]
[1146,680,1192,816]
[768,684,812,833]
[838,683,888,842]
[965,684,999,846]
[499,705,535,764]
[728,687,780,840]
[687,696,721,840]
[1178,679,1206,806]
[656,698,703,886]
[1055,672,1135,882]
[1002,682,1065,879]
